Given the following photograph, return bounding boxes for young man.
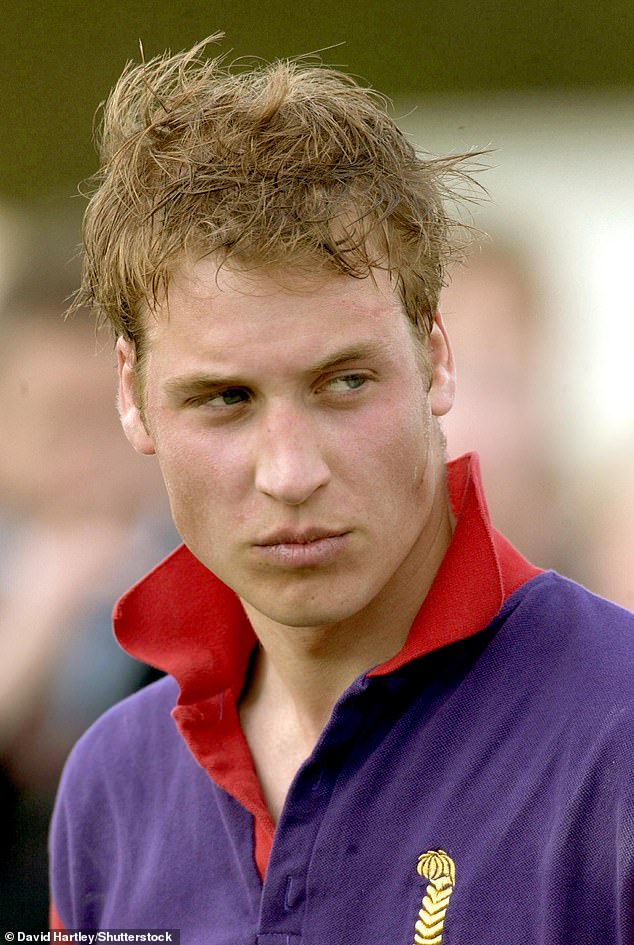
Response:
[50,37,634,943]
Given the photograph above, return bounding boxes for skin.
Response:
[118,258,456,817]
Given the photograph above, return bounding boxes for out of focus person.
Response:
[440,243,573,572]
[579,449,634,610]
[0,219,177,928]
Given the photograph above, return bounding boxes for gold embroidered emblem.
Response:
[412,849,456,945]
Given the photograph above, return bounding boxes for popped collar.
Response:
[112,452,540,878]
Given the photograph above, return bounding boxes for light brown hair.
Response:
[73,34,481,369]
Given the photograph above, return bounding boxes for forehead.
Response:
[144,258,414,367]
[165,257,401,315]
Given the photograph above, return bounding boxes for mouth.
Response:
[253,529,351,568]
[257,527,348,546]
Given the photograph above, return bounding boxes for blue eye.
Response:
[326,374,367,392]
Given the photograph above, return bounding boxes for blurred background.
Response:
[1,0,632,928]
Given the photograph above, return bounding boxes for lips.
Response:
[257,527,347,546]
[253,529,350,568]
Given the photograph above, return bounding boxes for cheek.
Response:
[387,421,434,496]
[340,433,433,533]
[366,389,432,464]
[152,427,250,536]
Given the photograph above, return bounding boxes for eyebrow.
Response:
[163,339,392,401]
[164,373,244,401]
[308,340,392,374]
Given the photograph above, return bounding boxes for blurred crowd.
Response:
[0,211,631,927]
[0,216,178,929]
[440,241,633,610]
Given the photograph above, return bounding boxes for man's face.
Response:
[118,259,455,630]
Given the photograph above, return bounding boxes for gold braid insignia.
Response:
[412,850,456,945]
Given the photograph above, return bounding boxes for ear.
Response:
[428,313,456,417]
[116,337,156,455]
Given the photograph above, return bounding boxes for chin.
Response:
[248,589,368,630]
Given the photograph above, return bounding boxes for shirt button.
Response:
[284,874,303,911]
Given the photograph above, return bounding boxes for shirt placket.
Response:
[255,676,371,944]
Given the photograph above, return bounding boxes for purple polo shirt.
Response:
[50,454,634,942]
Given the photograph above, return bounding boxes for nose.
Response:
[254,405,331,506]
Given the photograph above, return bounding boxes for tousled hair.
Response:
[73,34,482,367]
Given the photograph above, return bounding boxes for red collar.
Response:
[371,451,540,675]
[114,452,540,697]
